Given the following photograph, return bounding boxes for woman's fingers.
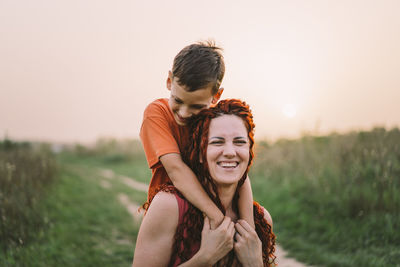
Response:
[235,231,244,242]
[235,219,258,240]
[219,216,231,229]
[228,220,235,237]
[198,216,237,264]
[203,216,210,231]
[234,220,247,236]
[233,220,263,266]
[237,219,253,232]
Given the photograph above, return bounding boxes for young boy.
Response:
[140,41,254,229]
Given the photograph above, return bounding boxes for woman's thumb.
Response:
[202,216,210,232]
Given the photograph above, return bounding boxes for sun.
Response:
[282,104,297,118]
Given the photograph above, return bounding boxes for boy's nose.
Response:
[178,106,191,118]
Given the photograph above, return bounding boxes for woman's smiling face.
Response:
[206,114,250,186]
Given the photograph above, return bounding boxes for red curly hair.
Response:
[157,99,276,266]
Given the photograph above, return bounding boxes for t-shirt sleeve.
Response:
[140,102,180,168]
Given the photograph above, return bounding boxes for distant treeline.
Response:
[69,138,145,164]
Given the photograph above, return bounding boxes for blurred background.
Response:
[1,0,399,266]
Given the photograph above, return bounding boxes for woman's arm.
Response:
[132,192,178,267]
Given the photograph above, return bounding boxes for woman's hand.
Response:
[197,216,235,265]
[234,219,263,267]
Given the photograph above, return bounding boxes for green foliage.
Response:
[1,165,142,266]
[253,127,400,218]
[0,139,57,252]
[251,127,400,266]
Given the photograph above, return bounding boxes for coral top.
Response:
[140,98,189,202]
[171,193,201,266]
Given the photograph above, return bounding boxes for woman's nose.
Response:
[222,144,236,157]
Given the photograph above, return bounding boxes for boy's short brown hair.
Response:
[172,40,225,95]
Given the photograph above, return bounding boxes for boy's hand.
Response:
[209,213,224,230]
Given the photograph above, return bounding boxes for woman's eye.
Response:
[234,140,247,145]
[209,141,223,145]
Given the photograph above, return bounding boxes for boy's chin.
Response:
[174,116,189,126]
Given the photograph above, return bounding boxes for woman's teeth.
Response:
[218,162,238,168]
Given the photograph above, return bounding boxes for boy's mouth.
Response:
[176,114,189,124]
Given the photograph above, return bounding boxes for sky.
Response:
[1,0,400,143]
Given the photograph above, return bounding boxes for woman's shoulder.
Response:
[144,191,179,231]
[133,191,180,266]
[150,191,179,213]
[254,202,273,230]
[262,207,273,229]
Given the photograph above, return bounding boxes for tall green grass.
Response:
[251,127,400,266]
[0,139,57,252]
[1,139,145,266]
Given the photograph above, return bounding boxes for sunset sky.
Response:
[1,0,399,143]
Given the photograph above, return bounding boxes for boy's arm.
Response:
[160,153,224,229]
[238,176,255,228]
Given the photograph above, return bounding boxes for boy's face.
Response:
[167,71,223,126]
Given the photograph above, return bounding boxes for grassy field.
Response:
[251,127,400,266]
[1,128,399,266]
[1,139,147,266]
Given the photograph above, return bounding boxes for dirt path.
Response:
[119,175,148,192]
[98,169,147,223]
[99,168,310,267]
[275,245,310,267]
[99,168,148,192]
[117,193,143,223]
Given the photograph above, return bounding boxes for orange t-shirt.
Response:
[140,98,189,202]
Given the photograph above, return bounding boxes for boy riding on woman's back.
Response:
[139,40,255,230]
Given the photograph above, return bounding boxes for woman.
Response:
[133,99,276,266]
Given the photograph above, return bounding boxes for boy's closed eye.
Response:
[189,104,206,110]
[174,97,184,104]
